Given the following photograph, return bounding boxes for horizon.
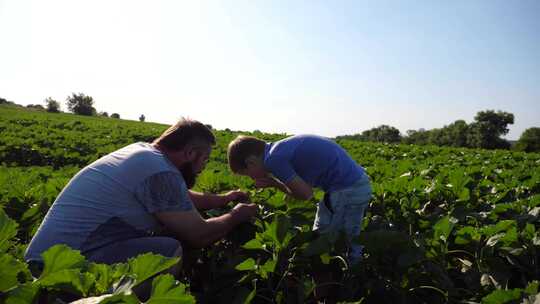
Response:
[1,1,539,140]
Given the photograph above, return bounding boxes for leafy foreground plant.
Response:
[0,209,195,304]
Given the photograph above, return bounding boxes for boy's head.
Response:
[227,135,268,179]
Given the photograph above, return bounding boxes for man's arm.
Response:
[155,203,257,248]
[188,190,249,210]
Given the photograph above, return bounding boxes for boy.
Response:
[227,134,371,264]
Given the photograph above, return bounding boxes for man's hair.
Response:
[153,118,215,151]
[227,135,266,173]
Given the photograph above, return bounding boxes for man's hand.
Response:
[254,177,278,189]
[223,189,250,204]
[230,203,258,223]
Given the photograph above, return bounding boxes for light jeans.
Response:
[313,176,372,265]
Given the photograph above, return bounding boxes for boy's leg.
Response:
[312,193,341,303]
[342,203,368,265]
[328,187,371,266]
[312,192,334,232]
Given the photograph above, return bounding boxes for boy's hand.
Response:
[223,189,250,204]
[254,177,277,189]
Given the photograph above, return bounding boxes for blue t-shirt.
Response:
[25,142,194,262]
[264,135,367,192]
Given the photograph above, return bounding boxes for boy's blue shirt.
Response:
[263,134,367,192]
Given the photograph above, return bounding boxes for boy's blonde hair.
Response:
[227,135,266,173]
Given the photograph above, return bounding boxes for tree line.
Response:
[337,110,540,152]
[0,94,146,122]
[2,96,538,152]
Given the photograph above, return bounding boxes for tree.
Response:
[99,111,109,117]
[515,127,540,152]
[139,114,145,122]
[45,97,61,113]
[66,93,96,116]
[466,110,514,149]
[0,97,15,105]
[361,125,402,143]
[438,120,469,147]
[110,113,120,119]
[26,104,45,111]
[404,128,430,145]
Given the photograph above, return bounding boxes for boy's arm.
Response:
[256,176,313,200]
[285,176,313,200]
[261,157,312,200]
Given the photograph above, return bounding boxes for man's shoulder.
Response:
[111,142,171,168]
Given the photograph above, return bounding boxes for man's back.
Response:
[25,142,189,261]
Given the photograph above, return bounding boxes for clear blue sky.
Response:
[1,0,539,139]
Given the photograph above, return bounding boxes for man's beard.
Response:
[178,161,198,189]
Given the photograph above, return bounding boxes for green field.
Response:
[1,105,539,303]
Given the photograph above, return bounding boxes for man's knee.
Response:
[173,243,183,257]
[156,237,182,258]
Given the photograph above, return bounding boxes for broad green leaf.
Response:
[482,220,516,237]
[275,214,290,241]
[5,283,39,304]
[258,259,276,279]
[499,227,518,246]
[448,169,472,198]
[433,216,458,242]
[264,213,292,249]
[522,223,536,241]
[242,239,264,250]
[146,274,195,304]
[455,226,481,245]
[0,253,27,292]
[235,258,256,271]
[320,253,331,265]
[482,288,522,304]
[0,209,18,252]
[38,269,95,296]
[458,188,470,201]
[525,280,539,295]
[87,262,120,294]
[128,253,179,286]
[39,244,86,278]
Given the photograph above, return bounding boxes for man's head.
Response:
[227,135,268,180]
[153,118,215,188]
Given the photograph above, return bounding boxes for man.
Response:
[25,118,257,267]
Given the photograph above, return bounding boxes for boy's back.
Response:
[264,135,366,192]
